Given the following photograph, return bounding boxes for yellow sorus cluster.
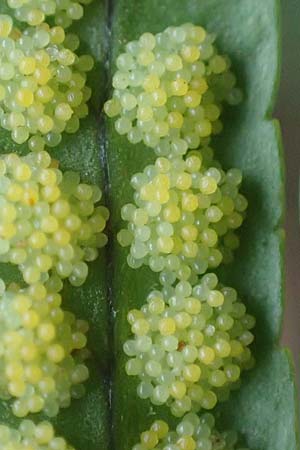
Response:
[124,273,255,417]
[0,151,109,286]
[132,413,249,450]
[104,23,242,156]
[118,150,247,281]
[0,280,90,417]
[0,15,94,149]
[7,0,93,28]
[0,420,75,449]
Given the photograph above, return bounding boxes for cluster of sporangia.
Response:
[105,23,254,449]
[0,10,94,150]
[0,2,110,449]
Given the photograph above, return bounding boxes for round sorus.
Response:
[104,23,242,156]
[0,17,94,149]
[118,149,247,282]
[124,273,255,416]
[7,0,93,28]
[132,412,249,450]
[0,419,75,449]
[0,280,90,417]
[0,150,109,286]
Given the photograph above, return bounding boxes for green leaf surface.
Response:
[0,2,111,449]
[0,1,298,449]
[105,1,299,449]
